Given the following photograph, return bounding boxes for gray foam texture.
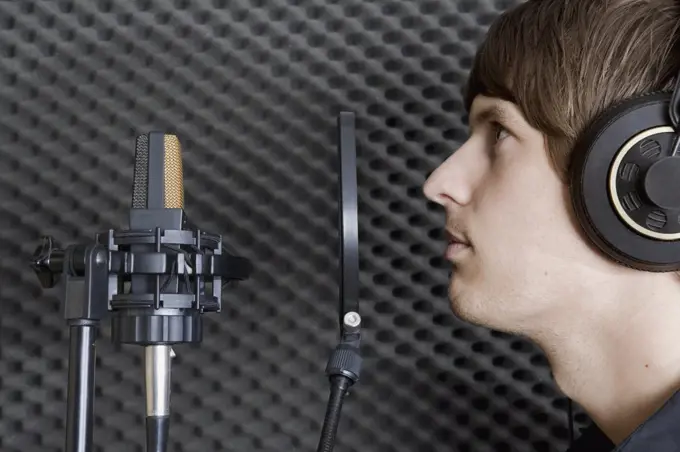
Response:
[0,0,590,451]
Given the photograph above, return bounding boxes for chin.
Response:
[448,283,524,334]
[448,283,488,327]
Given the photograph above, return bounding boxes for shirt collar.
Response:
[566,389,680,452]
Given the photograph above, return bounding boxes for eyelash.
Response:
[491,121,509,143]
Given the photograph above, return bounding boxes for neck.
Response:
[528,272,680,445]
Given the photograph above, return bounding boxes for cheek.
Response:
[473,161,580,275]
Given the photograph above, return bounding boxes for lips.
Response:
[445,230,471,260]
[446,230,469,246]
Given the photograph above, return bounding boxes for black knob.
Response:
[30,236,64,288]
[643,156,680,210]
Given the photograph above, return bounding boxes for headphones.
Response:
[569,76,680,272]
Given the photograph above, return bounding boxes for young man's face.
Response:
[423,95,620,334]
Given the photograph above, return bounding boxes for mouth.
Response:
[445,230,471,261]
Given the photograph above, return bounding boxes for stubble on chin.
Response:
[447,276,480,325]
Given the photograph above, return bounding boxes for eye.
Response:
[492,122,509,143]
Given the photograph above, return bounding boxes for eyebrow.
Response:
[468,104,511,131]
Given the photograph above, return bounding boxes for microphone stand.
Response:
[31,237,110,452]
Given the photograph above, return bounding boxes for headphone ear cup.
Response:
[569,91,680,272]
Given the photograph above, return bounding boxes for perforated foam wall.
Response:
[0,1,590,451]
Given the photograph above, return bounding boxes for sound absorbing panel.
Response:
[0,1,589,451]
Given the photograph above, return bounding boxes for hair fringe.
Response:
[464,0,680,180]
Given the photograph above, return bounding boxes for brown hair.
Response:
[464,0,680,181]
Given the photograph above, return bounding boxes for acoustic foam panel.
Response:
[0,1,589,451]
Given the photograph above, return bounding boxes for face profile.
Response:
[420,4,680,447]
[422,95,633,337]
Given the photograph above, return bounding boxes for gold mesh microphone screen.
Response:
[163,134,184,209]
[131,132,185,210]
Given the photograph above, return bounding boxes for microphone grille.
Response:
[132,133,150,209]
[163,134,184,209]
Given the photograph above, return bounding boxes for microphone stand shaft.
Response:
[66,321,98,452]
[145,345,172,452]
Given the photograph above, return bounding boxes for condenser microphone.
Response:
[122,132,187,452]
[30,131,253,452]
[118,132,203,452]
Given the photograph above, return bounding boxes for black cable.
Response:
[316,375,352,452]
[670,73,680,131]
[568,398,574,447]
[668,71,680,155]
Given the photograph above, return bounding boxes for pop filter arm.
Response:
[315,111,363,452]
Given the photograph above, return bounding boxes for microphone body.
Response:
[117,132,190,452]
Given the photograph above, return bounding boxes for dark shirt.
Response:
[566,390,680,451]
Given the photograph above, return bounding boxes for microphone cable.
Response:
[568,398,574,447]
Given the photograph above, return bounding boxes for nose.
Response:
[422,144,476,207]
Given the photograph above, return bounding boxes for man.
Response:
[423,1,680,450]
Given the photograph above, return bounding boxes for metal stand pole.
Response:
[31,239,109,452]
[65,321,98,452]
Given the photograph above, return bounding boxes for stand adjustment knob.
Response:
[30,235,64,288]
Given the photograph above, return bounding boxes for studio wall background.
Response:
[0,1,588,451]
